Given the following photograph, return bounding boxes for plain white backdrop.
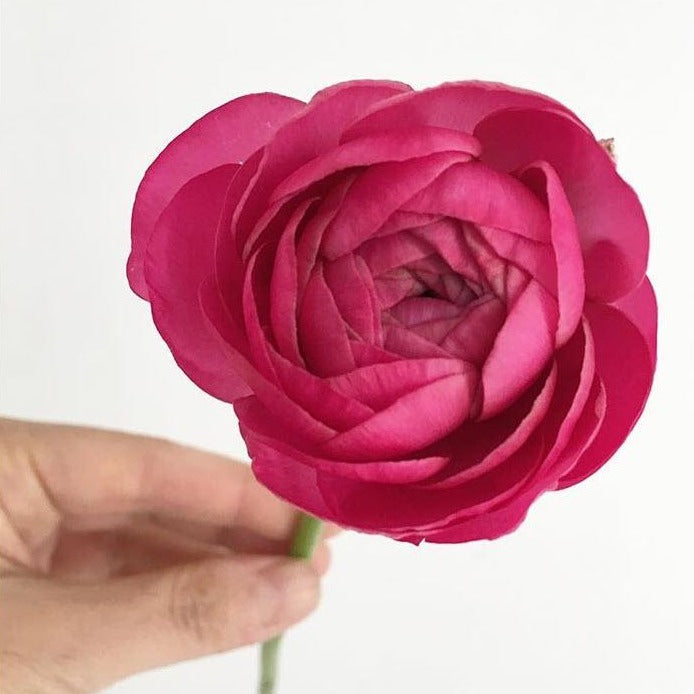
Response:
[1,0,693,692]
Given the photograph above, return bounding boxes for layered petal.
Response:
[269,198,317,364]
[323,368,477,460]
[244,417,334,520]
[215,148,265,309]
[267,349,375,430]
[358,230,434,276]
[383,321,454,359]
[412,219,490,288]
[403,161,551,242]
[315,425,546,539]
[612,277,657,367]
[425,362,558,488]
[557,296,655,487]
[199,276,337,446]
[420,319,601,543]
[144,165,250,402]
[130,80,655,547]
[298,263,356,376]
[342,80,588,142]
[326,358,472,410]
[350,341,402,367]
[475,107,648,302]
[321,152,473,258]
[331,320,595,542]
[242,402,450,484]
[271,126,481,202]
[533,318,598,479]
[232,81,411,255]
[296,174,358,296]
[129,92,304,297]
[475,226,556,296]
[439,296,506,364]
[480,279,559,418]
[390,297,463,326]
[421,373,605,544]
[324,253,382,344]
[519,162,585,345]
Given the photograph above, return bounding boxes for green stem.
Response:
[258,513,323,694]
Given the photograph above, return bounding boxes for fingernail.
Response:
[258,560,320,626]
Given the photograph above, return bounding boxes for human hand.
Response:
[0,418,333,693]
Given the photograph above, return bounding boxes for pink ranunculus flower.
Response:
[128,80,656,544]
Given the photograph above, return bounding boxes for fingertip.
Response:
[257,559,321,631]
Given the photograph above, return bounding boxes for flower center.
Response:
[345,218,514,365]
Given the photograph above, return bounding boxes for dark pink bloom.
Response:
[128,80,656,543]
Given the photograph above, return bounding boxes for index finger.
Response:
[0,418,303,542]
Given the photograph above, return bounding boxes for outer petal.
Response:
[557,297,656,487]
[315,429,545,540]
[129,92,305,297]
[144,165,250,402]
[245,420,334,521]
[612,277,657,367]
[342,80,588,142]
[475,107,649,302]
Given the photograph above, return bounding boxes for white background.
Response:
[2,1,693,692]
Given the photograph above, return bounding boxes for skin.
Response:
[0,418,335,693]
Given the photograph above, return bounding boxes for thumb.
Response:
[4,556,320,691]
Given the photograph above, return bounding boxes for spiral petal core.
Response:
[129,80,656,543]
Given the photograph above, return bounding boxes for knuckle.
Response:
[165,563,231,649]
[0,423,60,571]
